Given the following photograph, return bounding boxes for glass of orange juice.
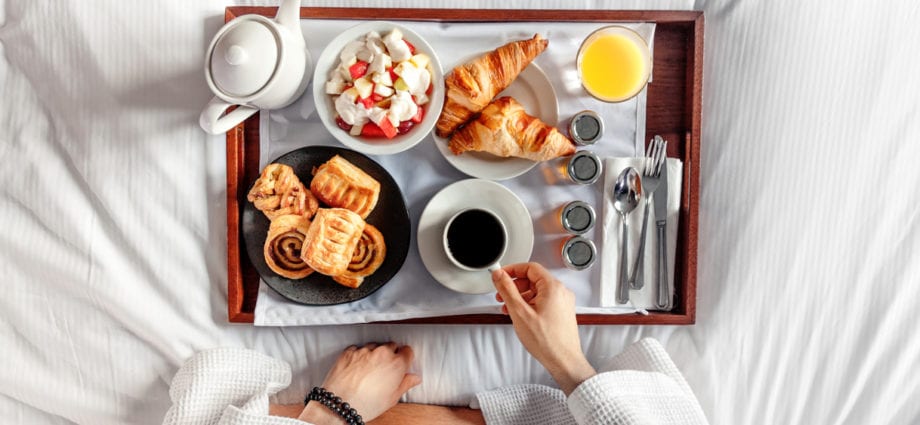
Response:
[577,26,651,102]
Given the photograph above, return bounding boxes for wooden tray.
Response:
[225,7,702,325]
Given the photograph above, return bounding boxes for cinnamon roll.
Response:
[263,214,314,280]
[333,224,386,289]
[248,163,319,220]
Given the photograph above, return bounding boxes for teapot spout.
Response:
[274,0,302,35]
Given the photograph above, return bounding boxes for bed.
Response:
[1,0,919,424]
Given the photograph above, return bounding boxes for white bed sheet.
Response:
[1,1,919,424]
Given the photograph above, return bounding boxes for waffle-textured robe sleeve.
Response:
[475,338,708,425]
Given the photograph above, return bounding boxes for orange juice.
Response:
[577,26,651,102]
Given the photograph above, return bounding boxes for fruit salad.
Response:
[325,28,433,140]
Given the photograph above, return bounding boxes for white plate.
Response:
[417,179,534,294]
[433,63,559,180]
[312,22,445,156]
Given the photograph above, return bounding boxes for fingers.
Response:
[397,373,422,394]
[502,262,550,279]
[396,345,414,364]
[344,345,358,352]
[492,269,531,317]
[502,262,540,279]
[495,277,534,303]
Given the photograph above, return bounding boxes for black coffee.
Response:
[446,209,505,269]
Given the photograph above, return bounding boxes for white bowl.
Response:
[312,22,445,156]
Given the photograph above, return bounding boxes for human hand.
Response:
[299,343,421,424]
[492,262,596,395]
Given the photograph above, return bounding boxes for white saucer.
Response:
[433,63,559,181]
[418,179,534,294]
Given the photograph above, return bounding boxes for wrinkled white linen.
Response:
[2,0,920,424]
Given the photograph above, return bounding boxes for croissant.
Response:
[248,163,319,220]
[448,96,577,161]
[333,224,386,289]
[263,214,314,280]
[435,34,548,138]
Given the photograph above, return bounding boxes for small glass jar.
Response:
[561,236,597,270]
[556,201,596,235]
[554,150,602,185]
[567,110,604,146]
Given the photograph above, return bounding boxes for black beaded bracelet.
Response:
[304,387,364,425]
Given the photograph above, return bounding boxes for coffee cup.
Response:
[443,208,507,272]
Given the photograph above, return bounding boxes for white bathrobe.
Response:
[162,338,707,425]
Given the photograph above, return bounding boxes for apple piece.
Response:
[409,53,430,69]
[393,77,409,92]
[353,76,374,99]
[373,83,394,98]
[325,80,346,95]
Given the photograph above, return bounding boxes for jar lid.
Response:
[567,151,602,185]
[209,19,279,97]
[561,236,596,270]
[568,111,604,145]
[561,201,596,235]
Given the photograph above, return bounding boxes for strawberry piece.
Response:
[377,118,398,139]
[410,106,424,123]
[405,40,417,55]
[349,61,369,80]
[361,122,386,138]
[358,97,375,109]
[371,93,384,102]
[387,67,399,81]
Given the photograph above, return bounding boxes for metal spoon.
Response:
[612,167,641,304]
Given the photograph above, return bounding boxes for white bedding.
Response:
[1,1,919,424]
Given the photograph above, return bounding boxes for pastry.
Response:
[248,163,319,220]
[300,208,366,277]
[263,214,314,279]
[448,96,577,161]
[333,224,386,289]
[435,34,548,138]
[310,155,381,219]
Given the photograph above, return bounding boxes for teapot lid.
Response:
[210,20,278,97]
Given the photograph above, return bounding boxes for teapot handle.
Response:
[199,96,258,135]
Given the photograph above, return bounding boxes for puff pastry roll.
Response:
[333,224,386,289]
[310,155,380,219]
[301,208,366,277]
[247,163,319,220]
[449,96,576,161]
[263,214,314,280]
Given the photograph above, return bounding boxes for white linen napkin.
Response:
[601,157,682,309]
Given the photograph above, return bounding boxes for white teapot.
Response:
[199,0,312,135]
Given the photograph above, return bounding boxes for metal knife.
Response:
[654,154,670,309]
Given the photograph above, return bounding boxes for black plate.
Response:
[242,146,411,305]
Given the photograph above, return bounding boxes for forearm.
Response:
[268,403,342,424]
[269,403,485,425]
[542,353,597,396]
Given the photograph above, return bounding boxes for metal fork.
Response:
[628,136,666,289]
